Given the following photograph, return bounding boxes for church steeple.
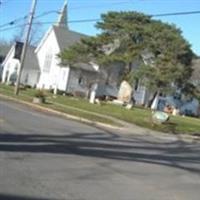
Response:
[56,0,68,29]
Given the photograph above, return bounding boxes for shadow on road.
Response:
[0,131,200,174]
[0,193,57,200]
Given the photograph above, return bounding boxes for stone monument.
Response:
[118,81,133,103]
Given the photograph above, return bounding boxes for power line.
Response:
[0,1,131,28]
[34,10,60,19]
[0,10,60,29]
[0,15,28,28]
[1,10,200,32]
[152,10,200,17]
[0,24,27,32]
[6,1,198,29]
[0,18,100,32]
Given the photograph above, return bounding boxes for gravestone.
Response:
[118,81,132,103]
[152,111,169,124]
[89,83,98,104]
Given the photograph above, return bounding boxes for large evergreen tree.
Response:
[59,11,194,94]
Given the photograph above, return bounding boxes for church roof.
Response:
[2,43,39,71]
[53,25,87,51]
[24,46,39,71]
[71,62,98,72]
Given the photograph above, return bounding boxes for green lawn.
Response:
[0,85,117,126]
[1,84,200,135]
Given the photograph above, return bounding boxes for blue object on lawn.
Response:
[152,111,169,124]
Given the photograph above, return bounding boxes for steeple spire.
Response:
[56,0,68,29]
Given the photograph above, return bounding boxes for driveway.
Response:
[0,99,200,200]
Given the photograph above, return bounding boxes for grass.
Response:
[1,84,200,135]
[0,84,117,126]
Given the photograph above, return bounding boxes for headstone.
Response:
[118,81,132,103]
[95,98,101,105]
[89,83,98,104]
[54,86,58,95]
[172,108,180,116]
[125,103,133,110]
[112,99,124,106]
[152,111,169,124]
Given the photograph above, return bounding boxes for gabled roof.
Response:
[0,43,11,64]
[24,45,39,71]
[0,43,11,57]
[36,1,86,54]
[71,62,99,72]
[2,44,39,71]
[53,25,87,51]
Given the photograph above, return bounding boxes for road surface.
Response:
[0,99,200,200]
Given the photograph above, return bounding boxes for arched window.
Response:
[78,76,84,86]
[43,48,53,73]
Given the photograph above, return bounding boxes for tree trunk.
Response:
[122,62,132,82]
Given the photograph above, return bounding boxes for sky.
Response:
[0,0,200,55]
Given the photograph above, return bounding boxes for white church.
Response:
[1,1,99,95]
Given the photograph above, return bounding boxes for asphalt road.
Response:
[0,99,200,200]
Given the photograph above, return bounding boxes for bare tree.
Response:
[12,20,44,46]
[0,39,11,62]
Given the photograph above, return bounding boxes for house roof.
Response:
[53,25,87,51]
[24,45,39,71]
[71,62,98,72]
[0,43,11,64]
[0,44,11,57]
[2,44,39,72]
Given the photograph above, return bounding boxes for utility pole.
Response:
[14,0,37,95]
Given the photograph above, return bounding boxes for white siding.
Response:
[58,67,70,91]
[2,48,17,83]
[1,47,39,87]
[36,28,70,91]
[67,68,98,96]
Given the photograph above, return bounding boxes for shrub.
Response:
[34,90,46,99]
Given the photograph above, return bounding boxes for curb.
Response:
[0,93,199,142]
[0,94,122,131]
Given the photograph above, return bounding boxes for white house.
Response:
[1,42,39,87]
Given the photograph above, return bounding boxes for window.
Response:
[78,76,84,86]
[25,74,29,84]
[43,48,53,73]
[14,63,18,71]
[62,71,66,81]
[134,79,139,91]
